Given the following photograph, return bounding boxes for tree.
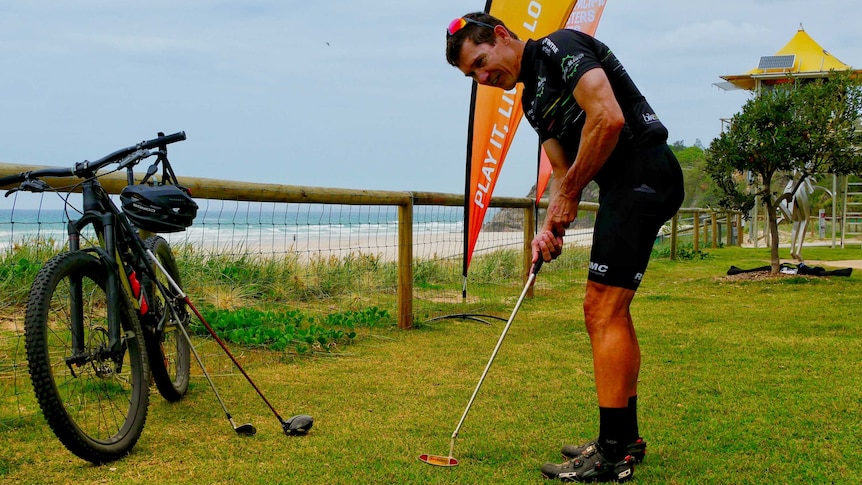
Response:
[706,71,862,273]
[670,143,721,208]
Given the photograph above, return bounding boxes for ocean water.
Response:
[0,202,471,252]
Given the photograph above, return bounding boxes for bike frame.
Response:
[65,170,150,366]
[33,134,188,370]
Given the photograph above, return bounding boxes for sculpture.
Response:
[777,173,815,262]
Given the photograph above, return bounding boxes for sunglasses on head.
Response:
[446,17,496,38]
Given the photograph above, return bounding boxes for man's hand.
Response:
[531,228,564,264]
[532,190,578,265]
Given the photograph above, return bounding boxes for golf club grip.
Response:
[533,258,543,275]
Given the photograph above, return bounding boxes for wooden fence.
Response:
[0,162,742,329]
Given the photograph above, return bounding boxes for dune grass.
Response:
[1,245,861,484]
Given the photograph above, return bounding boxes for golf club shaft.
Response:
[185,298,285,420]
[145,251,251,432]
[146,249,286,422]
[173,308,238,427]
[449,259,543,443]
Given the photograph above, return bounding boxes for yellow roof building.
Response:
[718,27,861,91]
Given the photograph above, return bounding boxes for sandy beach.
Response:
[162,227,596,262]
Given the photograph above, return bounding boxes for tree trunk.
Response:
[765,199,781,274]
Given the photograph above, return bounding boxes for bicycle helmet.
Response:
[120,184,198,233]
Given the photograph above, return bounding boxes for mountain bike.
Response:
[0,132,196,463]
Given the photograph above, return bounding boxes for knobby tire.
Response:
[141,236,191,402]
[24,251,150,464]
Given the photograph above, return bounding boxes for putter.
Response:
[419,259,543,467]
[146,249,313,436]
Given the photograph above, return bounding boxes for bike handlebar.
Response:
[0,131,185,189]
[73,131,186,177]
[0,166,73,189]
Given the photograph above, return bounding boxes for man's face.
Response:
[455,35,519,90]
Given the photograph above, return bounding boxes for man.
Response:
[446,12,684,483]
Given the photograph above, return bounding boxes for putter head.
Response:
[418,454,459,467]
[283,414,313,436]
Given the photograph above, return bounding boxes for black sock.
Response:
[598,407,628,461]
[627,395,639,442]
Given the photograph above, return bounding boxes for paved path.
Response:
[802,260,862,269]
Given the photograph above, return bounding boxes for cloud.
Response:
[0,0,859,200]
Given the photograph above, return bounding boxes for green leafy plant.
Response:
[193,306,390,354]
[652,242,711,260]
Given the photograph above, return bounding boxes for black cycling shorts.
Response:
[587,143,684,290]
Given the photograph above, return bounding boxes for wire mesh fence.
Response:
[1,166,736,424]
[0,184,595,423]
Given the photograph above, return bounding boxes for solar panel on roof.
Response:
[758,55,796,70]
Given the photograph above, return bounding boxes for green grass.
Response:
[0,236,62,308]
[1,245,861,483]
[174,244,398,304]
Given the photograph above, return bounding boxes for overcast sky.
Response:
[1,0,860,201]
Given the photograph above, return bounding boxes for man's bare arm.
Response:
[557,67,625,202]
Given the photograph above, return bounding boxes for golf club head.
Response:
[283,414,313,436]
[418,454,459,467]
[235,423,257,436]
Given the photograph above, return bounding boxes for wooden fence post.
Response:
[726,212,733,247]
[704,214,709,247]
[670,213,678,260]
[397,198,413,329]
[711,212,718,248]
[693,210,700,252]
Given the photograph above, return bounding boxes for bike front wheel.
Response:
[25,250,150,464]
[142,235,191,402]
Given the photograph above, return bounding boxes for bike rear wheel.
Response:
[25,251,150,464]
[141,235,191,402]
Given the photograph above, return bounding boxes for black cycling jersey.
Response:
[518,29,683,289]
[518,29,668,189]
